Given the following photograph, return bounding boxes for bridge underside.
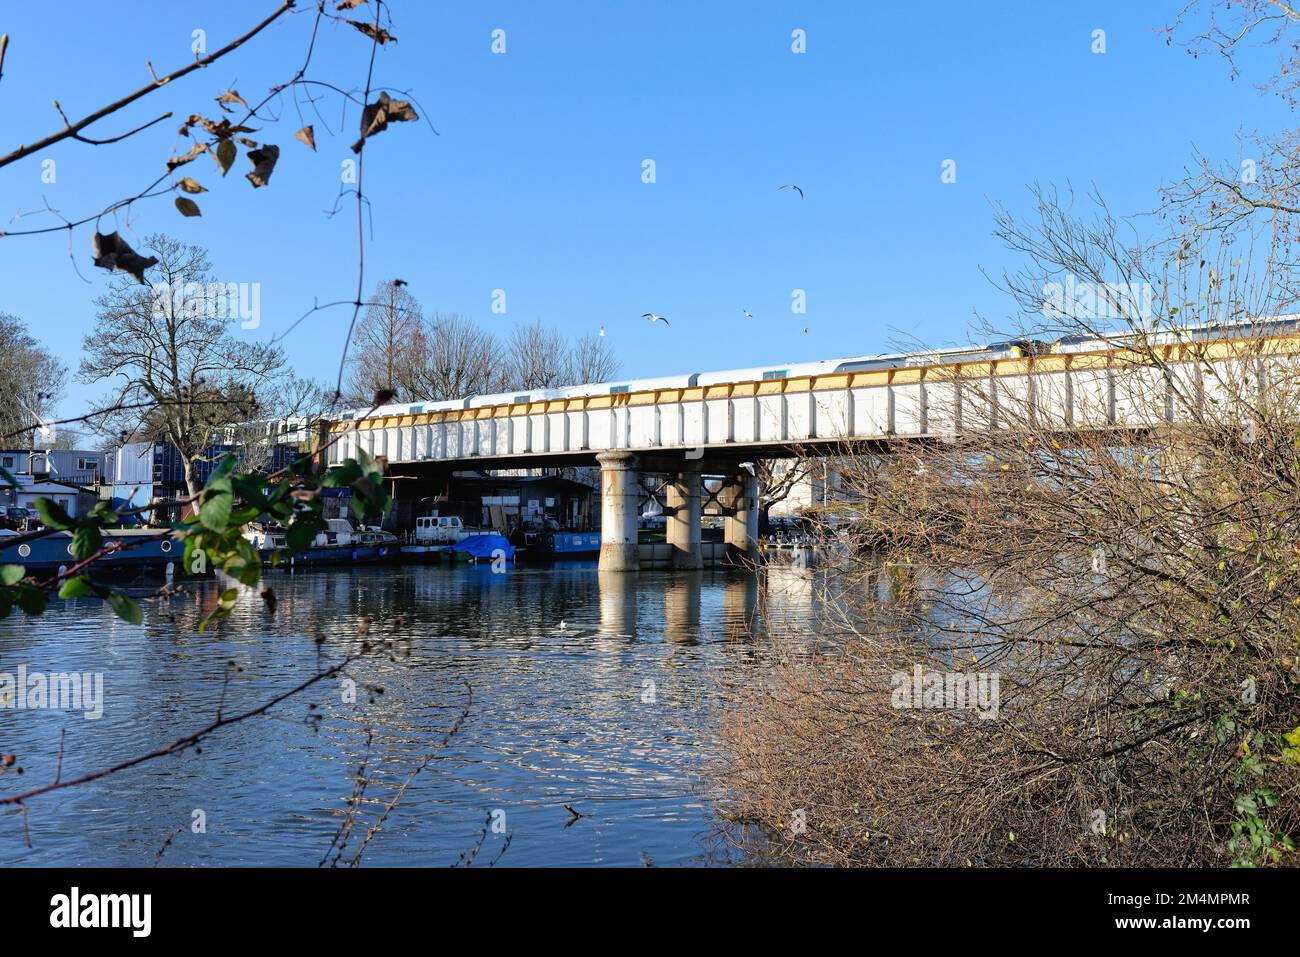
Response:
[374,431,1169,572]
[379,438,879,476]
[383,446,798,572]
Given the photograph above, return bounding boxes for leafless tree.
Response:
[565,331,620,385]
[501,320,571,391]
[78,234,287,498]
[406,312,499,400]
[0,328,63,445]
[721,198,1300,869]
[0,313,65,448]
[343,303,623,404]
[345,281,424,404]
[229,373,331,472]
[720,5,1300,865]
[755,459,817,532]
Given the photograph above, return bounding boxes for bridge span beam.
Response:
[597,451,641,572]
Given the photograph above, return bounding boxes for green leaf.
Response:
[230,504,263,525]
[355,449,383,480]
[16,584,47,616]
[207,454,238,485]
[34,497,74,530]
[199,489,233,533]
[286,514,326,551]
[58,576,96,599]
[175,196,202,217]
[88,501,119,523]
[323,462,362,488]
[71,524,103,561]
[0,565,24,587]
[0,466,17,489]
[217,139,237,176]
[107,591,143,625]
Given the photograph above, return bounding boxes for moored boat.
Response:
[400,512,488,561]
[243,519,399,567]
[0,527,183,575]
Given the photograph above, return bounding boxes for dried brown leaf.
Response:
[246,144,280,188]
[351,92,418,153]
[174,197,202,217]
[91,232,158,284]
[294,125,317,151]
[216,89,249,113]
[348,19,395,44]
[166,141,208,171]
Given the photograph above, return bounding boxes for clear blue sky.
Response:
[0,1,1287,421]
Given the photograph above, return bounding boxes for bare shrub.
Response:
[719,225,1300,866]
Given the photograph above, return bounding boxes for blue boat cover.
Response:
[453,534,516,560]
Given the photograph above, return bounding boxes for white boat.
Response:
[401,511,486,559]
[243,518,399,565]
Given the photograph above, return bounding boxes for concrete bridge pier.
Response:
[721,471,760,565]
[666,463,703,570]
[597,451,641,572]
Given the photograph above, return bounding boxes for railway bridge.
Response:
[326,321,1300,570]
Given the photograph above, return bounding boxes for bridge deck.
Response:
[328,330,1300,469]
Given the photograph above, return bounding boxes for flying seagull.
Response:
[742,309,754,320]
[778,184,805,199]
[599,325,605,337]
[739,461,757,476]
[641,312,670,326]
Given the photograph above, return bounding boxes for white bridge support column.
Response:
[666,463,703,570]
[722,471,760,565]
[597,451,641,572]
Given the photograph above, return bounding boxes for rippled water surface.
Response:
[0,562,825,866]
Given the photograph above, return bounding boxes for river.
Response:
[0,561,830,867]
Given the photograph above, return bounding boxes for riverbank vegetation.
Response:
[720,331,1300,863]
[719,0,1300,866]
[721,240,1300,870]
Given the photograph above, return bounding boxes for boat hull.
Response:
[0,530,181,574]
[262,542,399,567]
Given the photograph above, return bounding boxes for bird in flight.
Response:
[599,325,605,337]
[742,309,754,320]
[739,461,757,476]
[641,312,670,326]
[778,184,805,199]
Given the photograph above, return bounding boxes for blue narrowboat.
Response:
[0,528,182,574]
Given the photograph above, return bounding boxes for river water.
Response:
[0,561,829,867]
